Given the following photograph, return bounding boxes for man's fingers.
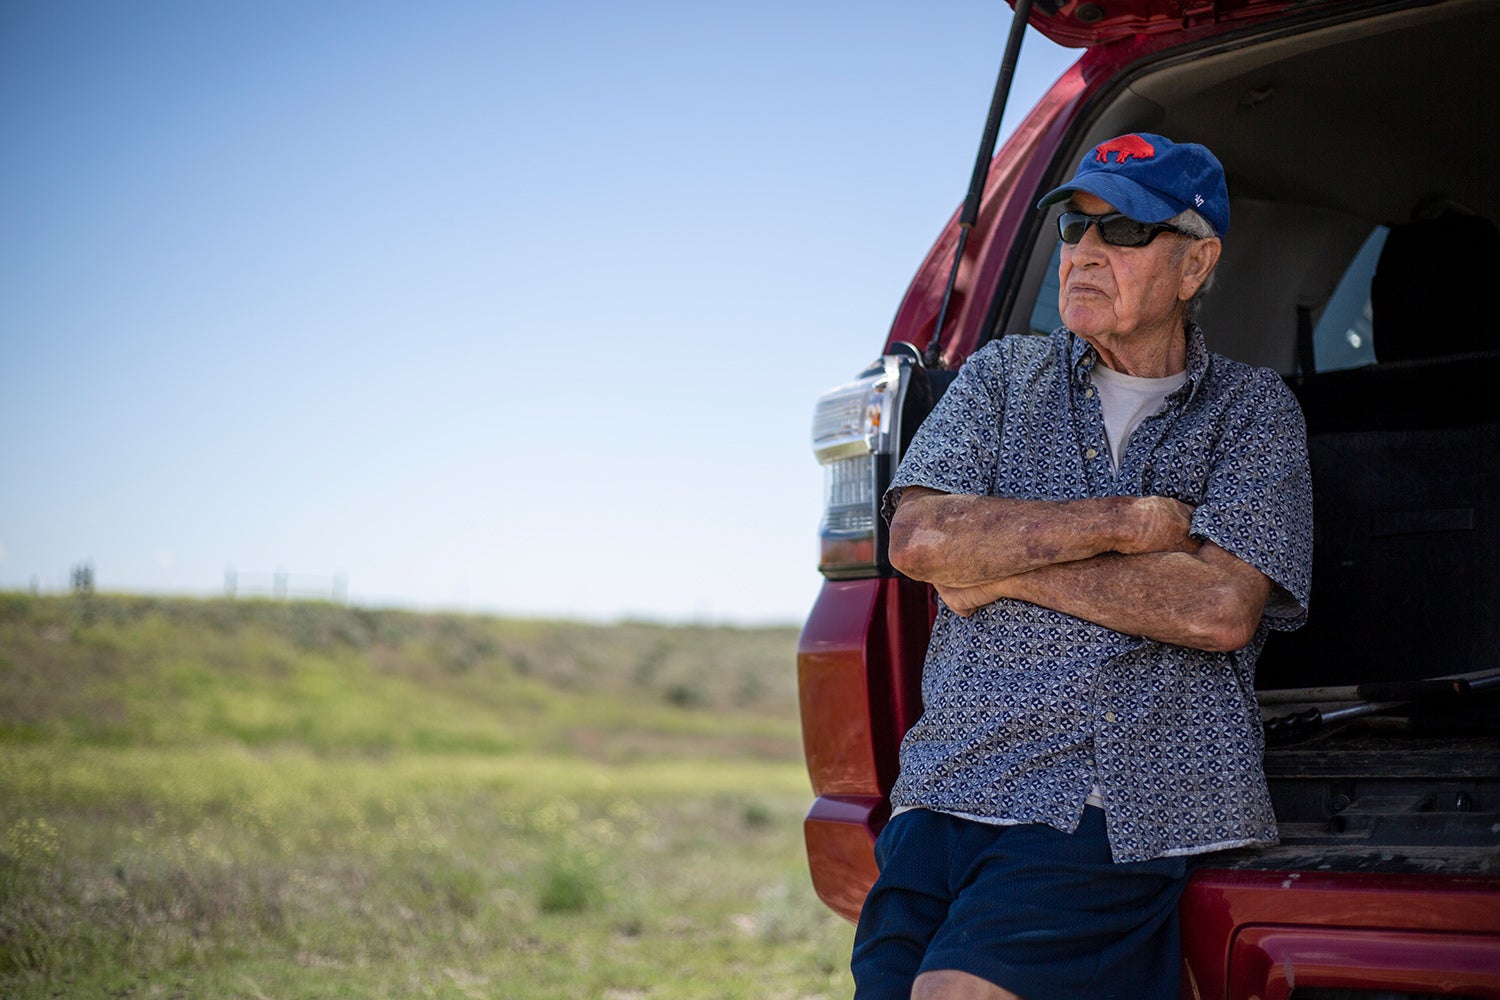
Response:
[936,585,985,617]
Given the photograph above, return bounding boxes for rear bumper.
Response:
[1183,868,1500,999]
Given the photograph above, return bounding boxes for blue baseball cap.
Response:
[1036,133,1230,236]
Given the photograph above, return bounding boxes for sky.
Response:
[0,1,1077,625]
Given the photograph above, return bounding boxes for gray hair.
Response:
[1167,208,1219,320]
[1168,207,1217,240]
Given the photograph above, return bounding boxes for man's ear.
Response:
[1179,237,1222,300]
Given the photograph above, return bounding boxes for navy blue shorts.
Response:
[851,807,1190,1000]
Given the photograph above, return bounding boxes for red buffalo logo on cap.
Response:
[1094,134,1156,164]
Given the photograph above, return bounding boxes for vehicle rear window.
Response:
[1311,225,1387,372]
[1029,242,1064,335]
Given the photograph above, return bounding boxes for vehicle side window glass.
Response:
[1312,225,1387,372]
[1029,241,1064,335]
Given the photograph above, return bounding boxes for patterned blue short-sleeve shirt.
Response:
[884,326,1313,862]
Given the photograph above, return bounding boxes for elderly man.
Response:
[849,135,1313,1000]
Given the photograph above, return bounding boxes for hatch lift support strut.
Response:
[923,0,1036,369]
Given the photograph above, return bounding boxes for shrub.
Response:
[537,852,601,915]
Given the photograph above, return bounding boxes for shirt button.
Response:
[1084,447,1098,460]
[1086,759,1096,766]
[1085,387,1095,398]
[1104,712,1117,723]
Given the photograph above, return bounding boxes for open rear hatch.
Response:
[1020,0,1326,48]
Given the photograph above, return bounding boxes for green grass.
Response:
[0,594,854,998]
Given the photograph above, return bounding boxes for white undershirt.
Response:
[1090,364,1187,473]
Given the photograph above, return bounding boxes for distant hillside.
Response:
[0,592,805,762]
[0,594,854,998]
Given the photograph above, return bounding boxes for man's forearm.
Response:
[888,488,1196,587]
[937,544,1272,652]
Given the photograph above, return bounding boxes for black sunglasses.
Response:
[1057,211,1190,248]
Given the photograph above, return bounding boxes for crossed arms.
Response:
[887,486,1273,653]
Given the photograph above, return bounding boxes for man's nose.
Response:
[1072,223,1110,262]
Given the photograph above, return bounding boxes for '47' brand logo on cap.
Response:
[1094,134,1156,164]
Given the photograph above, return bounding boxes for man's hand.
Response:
[933,580,1011,617]
[1117,496,1199,556]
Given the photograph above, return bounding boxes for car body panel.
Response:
[1183,870,1500,997]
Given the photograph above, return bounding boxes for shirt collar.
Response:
[1067,323,1211,401]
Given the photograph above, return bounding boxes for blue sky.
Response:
[0,1,1076,624]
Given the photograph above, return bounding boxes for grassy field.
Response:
[0,593,855,998]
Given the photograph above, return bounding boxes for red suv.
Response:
[799,0,1500,995]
